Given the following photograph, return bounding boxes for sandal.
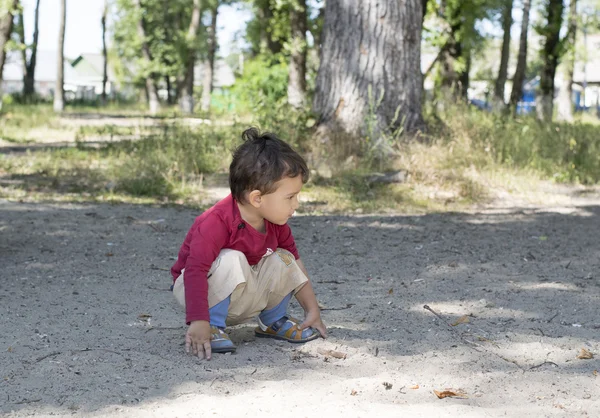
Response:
[255,315,320,343]
[210,326,237,353]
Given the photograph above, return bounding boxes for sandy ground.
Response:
[1,188,600,417]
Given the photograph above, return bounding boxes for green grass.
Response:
[1,102,599,213]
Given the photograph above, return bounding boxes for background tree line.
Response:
[1,0,600,140]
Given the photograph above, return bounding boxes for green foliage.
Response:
[231,55,289,113]
[432,104,600,184]
[229,55,313,147]
[111,0,198,86]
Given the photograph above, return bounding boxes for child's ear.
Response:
[248,190,262,208]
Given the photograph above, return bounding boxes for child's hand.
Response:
[186,320,212,360]
[300,309,327,338]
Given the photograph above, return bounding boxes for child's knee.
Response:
[274,248,296,267]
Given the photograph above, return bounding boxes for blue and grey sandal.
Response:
[255,316,319,343]
[210,326,237,353]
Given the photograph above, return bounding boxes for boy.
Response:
[171,128,327,360]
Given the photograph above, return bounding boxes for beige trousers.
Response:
[173,248,308,325]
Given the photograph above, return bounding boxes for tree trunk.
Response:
[201,2,218,113]
[257,0,282,55]
[179,0,202,114]
[101,0,108,103]
[165,76,172,104]
[0,0,18,112]
[53,0,66,113]
[508,0,531,115]
[134,0,161,114]
[313,0,424,137]
[23,0,41,99]
[536,0,564,122]
[494,0,513,105]
[557,0,577,121]
[287,0,307,108]
[437,0,471,102]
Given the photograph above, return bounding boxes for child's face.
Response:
[259,175,303,225]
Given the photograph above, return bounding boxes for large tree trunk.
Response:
[508,0,531,115]
[0,0,18,112]
[557,0,577,121]
[201,2,218,113]
[53,0,66,113]
[101,0,108,103]
[134,0,160,114]
[313,0,424,139]
[494,0,513,105]
[287,0,307,108]
[179,0,202,114]
[536,0,565,122]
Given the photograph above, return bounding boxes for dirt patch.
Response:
[1,194,599,417]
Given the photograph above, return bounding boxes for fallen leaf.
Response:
[317,348,347,359]
[382,382,393,390]
[434,389,468,399]
[451,315,470,326]
[539,236,548,241]
[577,348,594,359]
[138,314,152,319]
[409,385,420,390]
[350,389,357,396]
[593,370,598,376]
[388,288,393,295]
[105,252,113,257]
[7,346,12,352]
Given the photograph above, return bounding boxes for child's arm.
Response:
[294,259,327,338]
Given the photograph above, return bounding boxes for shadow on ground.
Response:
[0,200,598,416]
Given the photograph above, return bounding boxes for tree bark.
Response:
[101,0,108,103]
[508,0,531,115]
[134,0,161,114]
[179,0,202,114]
[313,0,424,137]
[53,0,66,113]
[494,0,513,105]
[287,0,307,108]
[536,0,564,121]
[0,0,18,112]
[557,0,577,121]
[201,2,218,113]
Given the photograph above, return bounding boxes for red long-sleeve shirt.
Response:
[171,194,300,324]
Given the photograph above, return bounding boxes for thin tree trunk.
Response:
[0,0,18,112]
[134,0,160,114]
[201,2,218,113]
[287,0,307,108]
[508,0,531,115]
[536,0,564,121]
[256,0,282,55]
[23,0,41,99]
[165,76,172,104]
[15,10,28,88]
[179,0,202,114]
[557,0,577,121]
[313,0,424,138]
[101,0,108,103]
[53,0,66,113]
[494,0,513,105]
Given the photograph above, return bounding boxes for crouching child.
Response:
[170,128,327,359]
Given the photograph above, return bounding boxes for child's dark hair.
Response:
[229,128,309,203]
